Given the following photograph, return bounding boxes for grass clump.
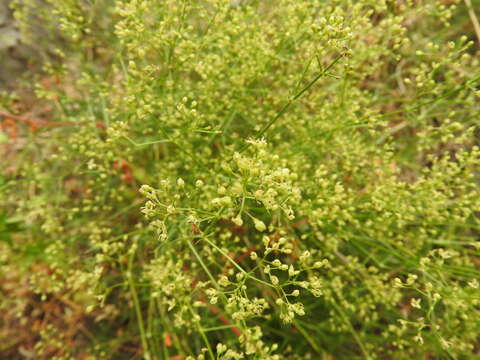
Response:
[1,0,480,359]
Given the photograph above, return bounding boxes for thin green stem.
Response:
[330,296,371,360]
[239,53,344,152]
[127,248,151,359]
[200,235,275,288]
[187,239,220,290]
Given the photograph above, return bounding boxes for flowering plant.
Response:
[1,0,480,359]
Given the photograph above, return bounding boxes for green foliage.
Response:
[1,0,480,359]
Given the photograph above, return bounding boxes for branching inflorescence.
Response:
[1,0,480,359]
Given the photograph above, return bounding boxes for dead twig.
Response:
[0,110,74,130]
